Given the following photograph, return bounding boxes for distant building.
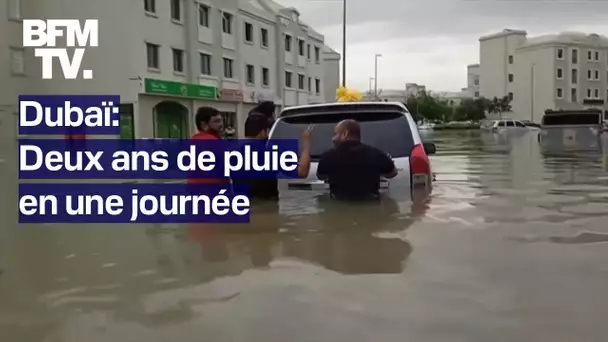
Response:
[462,64,480,98]
[478,29,608,122]
[322,46,341,103]
[405,83,426,97]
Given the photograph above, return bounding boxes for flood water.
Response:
[2,130,608,341]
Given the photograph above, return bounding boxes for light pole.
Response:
[368,77,374,98]
[341,0,347,87]
[530,63,535,122]
[374,54,382,100]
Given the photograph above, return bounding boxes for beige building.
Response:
[0,0,339,142]
[479,29,608,122]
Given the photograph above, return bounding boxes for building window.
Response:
[595,51,600,61]
[556,48,564,59]
[314,46,320,63]
[144,0,156,13]
[595,88,599,98]
[9,48,25,75]
[298,39,305,56]
[315,78,321,94]
[588,50,593,61]
[588,69,592,80]
[172,48,184,73]
[298,74,305,89]
[508,92,513,101]
[285,71,292,88]
[261,28,268,47]
[198,4,209,27]
[8,0,21,19]
[595,69,600,80]
[244,22,253,43]
[307,44,311,59]
[200,53,211,75]
[556,88,563,99]
[308,77,312,91]
[223,58,233,78]
[146,43,159,69]
[556,68,563,79]
[284,35,292,52]
[222,12,233,34]
[572,48,578,64]
[170,0,181,21]
[474,91,479,97]
[474,78,479,86]
[246,64,255,84]
[508,55,513,64]
[587,88,592,98]
[571,88,577,102]
[508,73,514,83]
[572,69,578,84]
[262,67,269,86]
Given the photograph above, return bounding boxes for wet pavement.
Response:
[2,130,608,341]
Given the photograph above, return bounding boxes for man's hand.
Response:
[300,124,314,145]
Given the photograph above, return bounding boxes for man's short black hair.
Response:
[245,113,271,137]
[195,106,221,131]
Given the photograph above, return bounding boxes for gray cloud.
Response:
[278,0,608,41]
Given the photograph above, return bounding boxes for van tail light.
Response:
[410,144,430,189]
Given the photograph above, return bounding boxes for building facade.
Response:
[479,29,608,122]
[0,0,339,142]
[462,64,480,98]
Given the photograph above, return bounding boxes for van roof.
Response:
[280,101,410,117]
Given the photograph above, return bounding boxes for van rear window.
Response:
[542,114,601,126]
[270,112,415,159]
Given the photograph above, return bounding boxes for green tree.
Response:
[455,97,490,122]
[488,95,512,118]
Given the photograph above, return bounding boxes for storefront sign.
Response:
[144,78,217,100]
[219,88,243,102]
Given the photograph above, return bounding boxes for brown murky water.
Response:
[2,131,608,341]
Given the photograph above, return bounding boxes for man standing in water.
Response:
[188,106,230,184]
[232,113,313,200]
[317,119,398,200]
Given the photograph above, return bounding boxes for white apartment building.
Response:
[462,64,480,98]
[479,29,608,122]
[0,0,339,141]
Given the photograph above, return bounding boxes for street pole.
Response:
[341,0,346,87]
[530,64,535,122]
[374,54,381,100]
[368,77,374,98]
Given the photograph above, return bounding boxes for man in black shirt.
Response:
[233,113,312,201]
[316,119,398,200]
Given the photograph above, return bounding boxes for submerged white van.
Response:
[268,102,436,199]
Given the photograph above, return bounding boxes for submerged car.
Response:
[268,102,436,200]
[538,109,607,153]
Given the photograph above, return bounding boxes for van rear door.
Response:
[269,110,416,191]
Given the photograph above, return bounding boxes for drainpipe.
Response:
[530,63,535,122]
[184,0,196,134]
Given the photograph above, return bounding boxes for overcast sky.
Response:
[276,0,608,93]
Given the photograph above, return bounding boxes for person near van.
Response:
[188,106,230,185]
[316,119,398,200]
[249,101,276,127]
[232,113,313,200]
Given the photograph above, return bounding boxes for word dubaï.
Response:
[19,145,299,177]
[19,100,119,127]
[23,19,98,80]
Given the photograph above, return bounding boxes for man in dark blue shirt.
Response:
[317,119,397,200]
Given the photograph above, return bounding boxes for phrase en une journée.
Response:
[19,189,250,221]
[19,145,299,176]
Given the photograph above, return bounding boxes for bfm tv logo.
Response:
[23,19,98,80]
